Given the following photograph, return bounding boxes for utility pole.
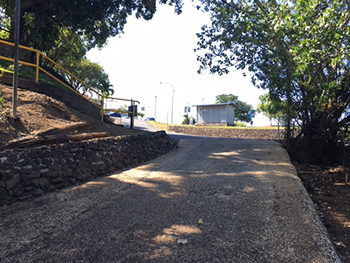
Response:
[12,0,20,117]
[154,95,157,119]
[160,82,175,124]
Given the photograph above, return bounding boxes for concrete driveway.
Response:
[0,136,340,262]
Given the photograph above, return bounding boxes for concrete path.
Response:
[0,136,340,262]
[118,118,160,132]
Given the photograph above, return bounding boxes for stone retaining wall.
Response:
[0,131,177,206]
[168,126,285,140]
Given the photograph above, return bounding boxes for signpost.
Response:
[249,109,256,126]
[128,101,137,129]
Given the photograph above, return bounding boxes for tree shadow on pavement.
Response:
[0,137,340,263]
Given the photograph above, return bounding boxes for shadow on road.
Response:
[0,137,340,263]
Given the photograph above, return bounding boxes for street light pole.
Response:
[154,95,157,120]
[160,82,175,124]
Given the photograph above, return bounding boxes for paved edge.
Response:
[279,144,341,262]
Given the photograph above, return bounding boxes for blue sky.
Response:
[87,1,270,126]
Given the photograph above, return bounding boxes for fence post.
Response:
[36,51,40,82]
[101,96,105,122]
[278,116,281,141]
[130,99,134,129]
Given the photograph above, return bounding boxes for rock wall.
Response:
[168,126,285,140]
[0,131,177,206]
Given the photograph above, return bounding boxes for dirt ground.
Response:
[0,85,143,146]
[295,164,350,262]
[1,85,350,262]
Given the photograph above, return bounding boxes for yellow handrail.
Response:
[0,39,140,122]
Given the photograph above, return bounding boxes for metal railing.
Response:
[0,39,139,123]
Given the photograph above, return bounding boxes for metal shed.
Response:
[193,103,236,126]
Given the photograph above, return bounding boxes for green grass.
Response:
[0,67,12,74]
[148,121,169,130]
[149,121,282,130]
[0,88,9,124]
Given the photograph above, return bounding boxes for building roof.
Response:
[192,103,237,107]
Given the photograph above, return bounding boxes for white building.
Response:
[193,103,236,126]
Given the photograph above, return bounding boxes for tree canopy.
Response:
[197,0,350,164]
[0,0,183,51]
[257,93,286,125]
[58,59,114,97]
[215,94,253,123]
[0,0,183,98]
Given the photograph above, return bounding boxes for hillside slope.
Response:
[0,85,142,147]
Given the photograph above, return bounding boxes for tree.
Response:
[182,114,190,125]
[42,28,89,67]
[196,0,350,164]
[58,58,114,97]
[0,0,183,52]
[0,0,183,100]
[216,94,239,104]
[257,93,286,125]
[215,94,253,123]
[181,114,195,125]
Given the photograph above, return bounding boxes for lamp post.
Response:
[160,82,175,124]
[154,95,157,120]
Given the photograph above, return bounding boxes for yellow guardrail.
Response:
[0,39,139,123]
